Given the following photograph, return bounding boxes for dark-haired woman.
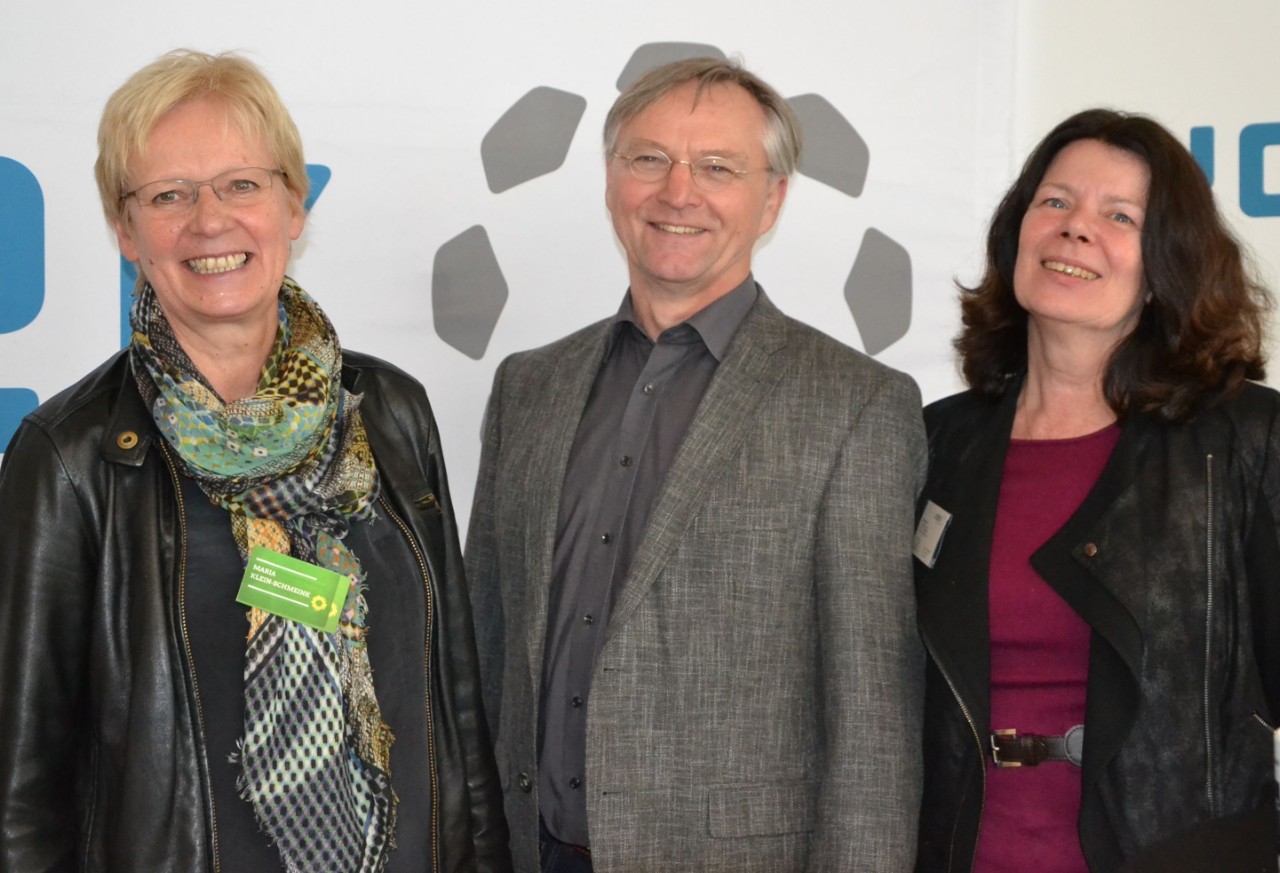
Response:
[915,109,1280,872]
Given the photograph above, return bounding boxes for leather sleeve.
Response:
[1245,397,1280,723]
[0,418,95,873]
[464,358,509,737]
[422,393,514,873]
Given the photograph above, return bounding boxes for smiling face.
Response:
[1013,138,1150,346]
[605,80,787,312]
[114,96,304,348]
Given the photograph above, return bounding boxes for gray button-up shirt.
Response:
[538,277,758,846]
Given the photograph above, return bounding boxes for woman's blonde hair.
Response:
[95,49,307,227]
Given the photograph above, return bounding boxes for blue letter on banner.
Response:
[1240,123,1280,218]
[1188,126,1214,187]
[0,157,45,334]
[0,388,39,453]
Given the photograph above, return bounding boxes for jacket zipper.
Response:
[1202,453,1217,815]
[930,650,986,873]
[380,495,440,873]
[159,442,221,871]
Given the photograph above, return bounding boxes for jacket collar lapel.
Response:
[1031,412,1151,790]
[1031,414,1150,677]
[916,383,1020,733]
[522,322,614,677]
[601,291,789,644]
[103,352,156,467]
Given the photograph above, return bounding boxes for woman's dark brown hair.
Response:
[957,108,1270,422]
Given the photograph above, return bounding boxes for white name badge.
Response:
[913,500,953,569]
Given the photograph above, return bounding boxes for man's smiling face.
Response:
[605,80,786,310]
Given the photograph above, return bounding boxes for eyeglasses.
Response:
[123,167,286,215]
[612,149,766,192]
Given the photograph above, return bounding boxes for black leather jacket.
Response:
[915,381,1280,873]
[0,350,512,873]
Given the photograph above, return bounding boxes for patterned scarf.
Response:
[130,277,397,872]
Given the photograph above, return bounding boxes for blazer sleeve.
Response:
[809,370,927,873]
[465,358,509,738]
[0,419,94,873]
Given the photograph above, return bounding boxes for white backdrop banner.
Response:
[0,0,1016,527]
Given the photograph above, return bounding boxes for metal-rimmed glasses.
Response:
[122,167,286,215]
[612,148,766,192]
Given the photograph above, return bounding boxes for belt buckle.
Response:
[991,728,1022,768]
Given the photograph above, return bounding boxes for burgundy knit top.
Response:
[973,424,1121,873]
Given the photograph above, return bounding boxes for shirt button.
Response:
[571,695,584,708]
[582,613,594,624]
[1083,543,1099,557]
[600,532,611,544]
[569,776,582,790]
[642,383,655,395]
[620,455,632,467]
[518,772,533,793]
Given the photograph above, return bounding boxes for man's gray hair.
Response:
[603,57,802,178]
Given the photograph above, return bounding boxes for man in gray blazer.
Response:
[466,57,925,873]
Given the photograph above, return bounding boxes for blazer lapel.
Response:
[520,322,612,686]
[602,293,789,643]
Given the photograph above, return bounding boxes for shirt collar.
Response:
[610,275,758,362]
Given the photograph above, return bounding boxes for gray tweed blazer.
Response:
[466,290,926,873]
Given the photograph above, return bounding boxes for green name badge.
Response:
[236,546,345,633]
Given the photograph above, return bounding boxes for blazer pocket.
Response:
[707,780,818,838]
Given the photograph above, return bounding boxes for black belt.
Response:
[990,725,1084,768]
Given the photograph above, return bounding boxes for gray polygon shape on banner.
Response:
[790,94,869,198]
[845,228,912,355]
[432,225,508,360]
[616,43,727,91]
[447,42,916,361]
[481,87,587,193]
